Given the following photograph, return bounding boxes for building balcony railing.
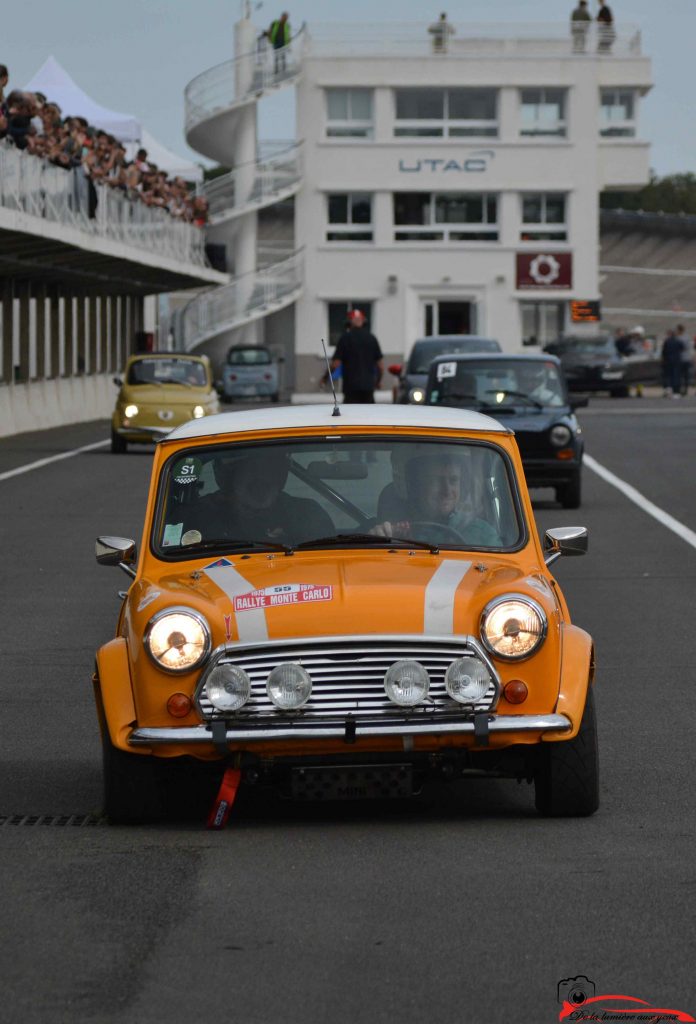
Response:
[305,21,643,58]
[181,249,304,349]
[184,26,306,138]
[203,142,303,225]
[0,142,208,267]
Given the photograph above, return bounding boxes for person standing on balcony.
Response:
[570,1,591,52]
[331,309,384,404]
[428,13,455,54]
[266,12,291,74]
[597,2,615,52]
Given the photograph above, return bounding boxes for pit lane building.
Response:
[184,13,652,391]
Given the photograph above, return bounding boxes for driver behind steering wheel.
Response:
[371,451,500,547]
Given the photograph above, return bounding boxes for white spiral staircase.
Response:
[181,16,305,353]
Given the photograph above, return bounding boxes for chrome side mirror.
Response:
[96,536,137,578]
[544,526,588,566]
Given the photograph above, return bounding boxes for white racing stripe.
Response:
[424,559,472,634]
[585,453,696,552]
[0,439,109,482]
[204,563,269,642]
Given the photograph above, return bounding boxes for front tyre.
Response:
[110,429,127,454]
[534,686,599,817]
[102,731,164,824]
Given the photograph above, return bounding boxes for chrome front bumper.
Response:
[116,425,172,440]
[128,714,571,747]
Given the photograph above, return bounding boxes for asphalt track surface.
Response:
[1,397,694,1023]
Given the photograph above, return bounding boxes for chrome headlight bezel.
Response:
[549,423,573,448]
[144,606,211,674]
[480,594,548,661]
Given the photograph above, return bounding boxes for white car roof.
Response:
[164,404,508,443]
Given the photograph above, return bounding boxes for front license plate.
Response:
[601,371,623,380]
[291,764,413,801]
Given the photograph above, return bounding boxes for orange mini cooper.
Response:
[94,405,598,823]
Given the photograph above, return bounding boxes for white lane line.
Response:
[0,439,109,482]
[424,559,472,634]
[585,453,696,551]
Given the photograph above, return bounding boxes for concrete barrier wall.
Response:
[0,375,117,438]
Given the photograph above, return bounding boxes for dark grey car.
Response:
[389,335,502,404]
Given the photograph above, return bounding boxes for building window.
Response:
[393,192,498,241]
[600,89,636,137]
[326,193,373,242]
[327,301,374,348]
[394,88,497,137]
[520,194,567,241]
[325,89,373,138]
[520,301,564,347]
[520,89,567,137]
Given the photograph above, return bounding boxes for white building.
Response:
[184,15,652,392]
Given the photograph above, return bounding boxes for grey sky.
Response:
[3,0,690,175]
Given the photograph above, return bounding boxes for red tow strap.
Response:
[206,767,242,829]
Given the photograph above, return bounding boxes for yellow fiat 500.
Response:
[94,405,597,823]
[111,353,219,453]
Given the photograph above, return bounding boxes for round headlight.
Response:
[384,660,430,706]
[266,663,312,710]
[481,596,547,660]
[445,658,491,703]
[205,664,251,712]
[192,405,205,419]
[124,404,138,418]
[409,388,425,404]
[145,609,210,672]
[550,424,572,447]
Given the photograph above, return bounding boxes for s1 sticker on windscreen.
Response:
[233,583,333,612]
[162,522,184,547]
[436,361,457,380]
[172,457,202,486]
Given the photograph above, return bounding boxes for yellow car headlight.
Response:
[145,608,211,672]
[480,595,547,660]
[192,405,205,419]
[124,404,138,418]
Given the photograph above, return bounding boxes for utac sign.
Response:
[516,252,572,290]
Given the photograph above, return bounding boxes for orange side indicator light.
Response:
[167,692,193,718]
[503,680,528,705]
[555,449,575,460]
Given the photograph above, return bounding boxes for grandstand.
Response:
[600,210,696,336]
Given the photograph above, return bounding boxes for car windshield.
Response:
[547,337,615,357]
[127,358,208,387]
[154,438,523,556]
[407,339,500,374]
[428,359,566,409]
[227,347,272,366]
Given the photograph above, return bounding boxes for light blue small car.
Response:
[220,345,281,403]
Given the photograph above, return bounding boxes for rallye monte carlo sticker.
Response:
[233,583,333,612]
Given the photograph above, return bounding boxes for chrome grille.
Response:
[194,635,499,728]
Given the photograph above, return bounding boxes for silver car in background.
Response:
[219,345,282,403]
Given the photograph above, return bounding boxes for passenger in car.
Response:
[182,450,333,545]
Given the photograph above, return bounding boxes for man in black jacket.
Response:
[331,309,384,403]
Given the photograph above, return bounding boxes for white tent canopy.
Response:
[25,55,141,143]
[125,129,203,184]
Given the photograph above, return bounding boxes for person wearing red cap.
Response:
[331,309,384,403]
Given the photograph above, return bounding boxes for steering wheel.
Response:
[403,520,466,544]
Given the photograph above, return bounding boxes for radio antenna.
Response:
[321,338,341,417]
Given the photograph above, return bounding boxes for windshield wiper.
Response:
[483,389,543,410]
[167,380,194,388]
[295,533,439,554]
[178,538,294,555]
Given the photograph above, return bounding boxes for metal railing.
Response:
[184,26,306,135]
[0,142,208,266]
[203,142,303,224]
[181,249,303,350]
[305,21,642,58]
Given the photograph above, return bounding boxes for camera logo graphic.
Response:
[557,976,596,1006]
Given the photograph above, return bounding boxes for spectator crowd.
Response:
[0,63,208,225]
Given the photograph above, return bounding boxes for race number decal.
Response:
[436,361,457,380]
[233,583,333,612]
